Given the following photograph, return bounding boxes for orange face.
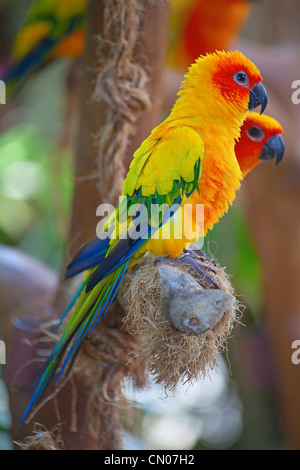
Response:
[208,50,266,119]
[236,112,285,176]
[213,53,262,97]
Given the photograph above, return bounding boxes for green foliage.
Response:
[204,201,262,321]
[0,124,73,271]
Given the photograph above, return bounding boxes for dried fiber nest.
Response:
[120,253,242,391]
[16,425,63,450]
[15,252,241,450]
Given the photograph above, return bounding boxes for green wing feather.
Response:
[21,124,204,424]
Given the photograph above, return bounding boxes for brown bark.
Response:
[66,0,170,262]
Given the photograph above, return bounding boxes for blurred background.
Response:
[0,0,299,450]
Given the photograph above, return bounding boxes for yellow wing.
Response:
[123,125,205,200]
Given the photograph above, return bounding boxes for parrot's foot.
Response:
[154,248,219,290]
[182,244,218,267]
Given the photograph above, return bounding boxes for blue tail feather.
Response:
[88,260,129,336]
[20,261,129,425]
[85,224,152,292]
[21,195,179,424]
[56,260,129,384]
[2,38,56,86]
[64,236,111,279]
[54,279,87,332]
[85,203,179,292]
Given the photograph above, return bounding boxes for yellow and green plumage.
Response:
[2,0,86,97]
[21,50,268,423]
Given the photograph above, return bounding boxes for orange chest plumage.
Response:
[139,130,243,260]
[187,132,242,234]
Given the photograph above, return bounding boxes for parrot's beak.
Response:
[260,134,285,165]
[248,82,268,114]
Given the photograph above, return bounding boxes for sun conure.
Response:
[2,0,86,97]
[21,50,271,424]
[168,0,253,70]
[236,112,285,177]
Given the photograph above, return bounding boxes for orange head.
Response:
[236,112,285,177]
[210,50,267,114]
[175,50,268,137]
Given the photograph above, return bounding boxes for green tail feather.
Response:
[20,261,129,425]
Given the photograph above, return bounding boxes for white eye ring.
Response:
[246,125,265,142]
[234,71,249,86]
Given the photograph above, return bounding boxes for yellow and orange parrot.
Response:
[236,112,285,177]
[2,0,86,97]
[21,50,271,424]
[168,0,253,70]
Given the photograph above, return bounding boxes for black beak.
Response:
[248,82,268,114]
[260,134,285,166]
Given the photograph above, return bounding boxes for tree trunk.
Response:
[7,0,170,450]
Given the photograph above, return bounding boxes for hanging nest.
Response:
[12,250,241,448]
[119,249,242,391]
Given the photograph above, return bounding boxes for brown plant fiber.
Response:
[93,0,152,205]
[17,425,63,450]
[121,256,241,391]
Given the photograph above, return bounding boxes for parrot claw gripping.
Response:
[154,250,219,290]
[182,245,218,267]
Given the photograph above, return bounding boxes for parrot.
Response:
[168,0,253,70]
[1,0,86,97]
[235,112,285,177]
[21,50,269,424]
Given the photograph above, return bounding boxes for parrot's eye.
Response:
[246,125,265,142]
[234,71,248,86]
